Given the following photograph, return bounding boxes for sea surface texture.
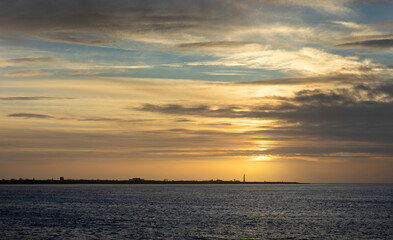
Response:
[0,184,392,239]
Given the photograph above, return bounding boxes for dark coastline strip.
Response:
[0,179,303,184]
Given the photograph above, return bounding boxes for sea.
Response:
[0,184,392,239]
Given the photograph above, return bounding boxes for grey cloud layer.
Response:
[0,0,242,38]
[0,0,359,45]
[137,82,393,158]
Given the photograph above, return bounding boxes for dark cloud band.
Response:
[7,113,53,119]
[335,39,393,49]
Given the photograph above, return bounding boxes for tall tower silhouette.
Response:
[243,174,245,183]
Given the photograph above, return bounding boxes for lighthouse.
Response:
[243,174,245,183]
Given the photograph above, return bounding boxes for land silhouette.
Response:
[0,178,301,184]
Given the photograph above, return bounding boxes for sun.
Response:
[249,155,271,161]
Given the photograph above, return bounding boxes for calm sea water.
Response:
[0,184,392,239]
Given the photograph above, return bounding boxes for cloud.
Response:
[204,72,246,76]
[6,111,151,123]
[340,34,393,42]
[68,71,103,76]
[0,0,357,46]
[335,39,393,49]
[0,127,252,163]
[0,97,73,100]
[0,0,232,44]
[186,46,382,76]
[333,21,364,30]
[173,41,259,51]
[175,118,192,122]
[237,74,383,85]
[5,57,55,64]
[47,32,117,45]
[137,82,393,146]
[111,65,153,69]
[331,21,393,50]
[4,70,53,77]
[0,57,56,67]
[79,117,125,122]
[275,0,354,15]
[7,113,53,119]
[79,117,151,123]
[0,57,89,70]
[138,104,245,118]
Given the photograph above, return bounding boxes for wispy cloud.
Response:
[78,117,152,123]
[7,113,53,119]
[274,0,354,15]
[111,65,153,69]
[185,45,382,76]
[6,112,151,124]
[68,71,103,76]
[204,72,246,76]
[47,32,117,46]
[0,57,89,70]
[0,97,73,101]
[237,74,387,86]
[4,70,53,77]
[333,21,364,30]
[0,57,55,67]
[173,41,259,51]
[335,39,393,49]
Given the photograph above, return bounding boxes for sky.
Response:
[1,0,393,183]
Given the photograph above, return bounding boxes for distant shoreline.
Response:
[0,179,302,184]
